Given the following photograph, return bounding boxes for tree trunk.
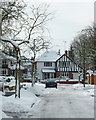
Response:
[15,50,18,98]
[32,39,36,87]
[0,3,2,38]
[78,74,80,83]
[0,22,2,37]
[17,72,19,97]
[18,49,21,98]
[32,60,35,86]
[83,69,86,87]
[15,48,20,98]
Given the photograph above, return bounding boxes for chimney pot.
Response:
[65,50,67,55]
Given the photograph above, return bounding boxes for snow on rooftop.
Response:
[37,51,61,62]
[87,70,93,75]
[23,62,32,66]
[42,69,55,73]
[0,51,16,61]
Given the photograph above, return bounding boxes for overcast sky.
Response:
[48,1,94,54]
[25,0,94,56]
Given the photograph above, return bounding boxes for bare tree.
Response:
[21,4,52,86]
[0,0,27,55]
[1,1,53,87]
[1,2,52,56]
[70,25,96,87]
[1,0,27,38]
[1,36,29,98]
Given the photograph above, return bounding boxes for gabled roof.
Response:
[56,53,83,69]
[37,51,61,62]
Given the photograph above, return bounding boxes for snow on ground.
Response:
[2,82,58,118]
[2,88,39,113]
[1,82,94,118]
[0,92,2,120]
[72,83,94,97]
[0,92,11,119]
[25,82,58,96]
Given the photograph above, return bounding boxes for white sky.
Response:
[24,0,94,57]
[47,1,94,54]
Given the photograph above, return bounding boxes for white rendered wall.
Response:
[73,73,78,79]
[37,61,55,80]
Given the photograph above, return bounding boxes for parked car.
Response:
[45,80,57,88]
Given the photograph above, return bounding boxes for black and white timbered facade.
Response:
[55,54,82,79]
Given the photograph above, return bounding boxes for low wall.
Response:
[57,80,84,84]
[40,80,84,84]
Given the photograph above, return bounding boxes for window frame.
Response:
[44,62,52,67]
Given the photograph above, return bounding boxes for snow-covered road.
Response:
[1,83,94,119]
[27,84,94,118]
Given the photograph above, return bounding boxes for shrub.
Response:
[6,78,10,82]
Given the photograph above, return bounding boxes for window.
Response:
[44,62,52,67]
[2,60,7,64]
[50,73,54,78]
[2,69,7,75]
[59,61,70,68]
[59,61,66,68]
[2,60,8,68]
[11,61,13,66]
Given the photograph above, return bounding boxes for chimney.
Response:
[68,51,71,58]
[65,50,67,55]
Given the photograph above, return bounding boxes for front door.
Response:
[43,73,55,79]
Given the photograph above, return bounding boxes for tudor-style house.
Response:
[56,51,82,79]
[36,50,82,80]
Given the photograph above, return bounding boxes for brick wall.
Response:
[56,72,60,78]
[69,72,73,79]
[8,68,11,76]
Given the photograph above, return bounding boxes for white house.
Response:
[36,50,82,80]
[36,51,61,80]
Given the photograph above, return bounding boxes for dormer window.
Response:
[44,62,52,67]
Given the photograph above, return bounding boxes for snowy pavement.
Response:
[0,82,95,119]
[27,84,94,118]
